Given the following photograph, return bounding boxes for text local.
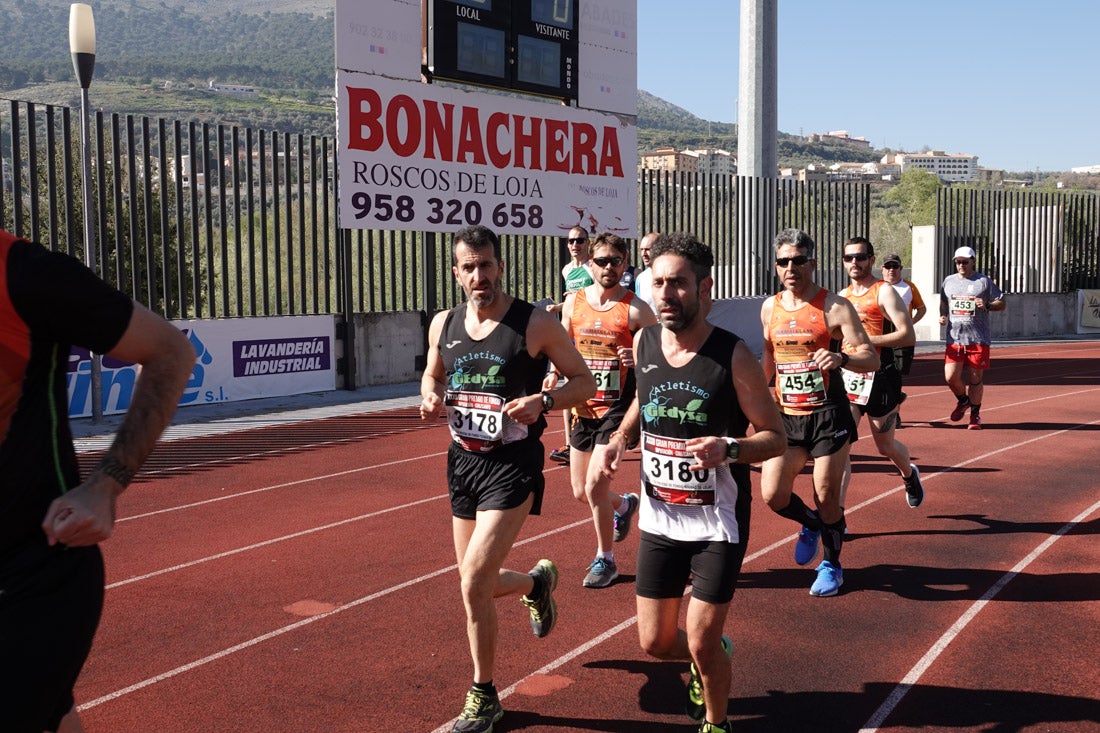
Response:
[345,87,625,177]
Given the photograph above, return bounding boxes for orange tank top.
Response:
[840,280,886,355]
[768,288,836,415]
[570,290,635,419]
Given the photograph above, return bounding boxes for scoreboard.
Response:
[427,0,578,101]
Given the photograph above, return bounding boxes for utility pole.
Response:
[736,0,777,296]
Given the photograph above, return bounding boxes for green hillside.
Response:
[0,0,885,166]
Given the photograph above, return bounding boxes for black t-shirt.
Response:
[1,232,133,555]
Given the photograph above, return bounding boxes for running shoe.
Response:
[582,557,618,588]
[613,493,640,542]
[793,526,821,566]
[809,560,844,597]
[548,445,571,465]
[904,464,924,508]
[686,634,733,722]
[521,559,558,638]
[968,414,983,430]
[697,722,733,733]
[950,399,970,422]
[452,687,503,733]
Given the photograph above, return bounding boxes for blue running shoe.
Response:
[809,560,844,597]
[794,526,821,566]
[613,493,639,542]
[582,557,619,588]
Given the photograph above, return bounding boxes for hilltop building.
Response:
[882,151,978,182]
[682,148,736,175]
[207,80,259,97]
[639,147,737,175]
[808,130,872,148]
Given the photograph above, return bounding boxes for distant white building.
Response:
[1071,164,1100,174]
[883,150,978,182]
[208,80,259,97]
[683,148,736,175]
[809,130,872,148]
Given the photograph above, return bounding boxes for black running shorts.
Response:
[638,528,748,603]
[448,439,545,519]
[0,541,105,733]
[568,393,630,453]
[853,366,904,418]
[782,404,855,458]
[635,531,747,605]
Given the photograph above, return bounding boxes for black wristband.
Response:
[839,352,850,369]
[97,456,135,488]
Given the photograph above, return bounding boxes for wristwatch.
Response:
[540,391,555,414]
[838,352,851,369]
[724,437,740,462]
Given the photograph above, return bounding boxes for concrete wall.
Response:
[339,282,1086,389]
[909,225,1077,341]
[708,296,768,357]
[342,299,772,388]
[349,311,425,386]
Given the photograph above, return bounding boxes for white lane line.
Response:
[428,617,641,733]
[113,384,1100,523]
[858,495,1100,733]
[107,494,446,589]
[118,451,447,522]
[85,413,1100,719]
[79,517,590,711]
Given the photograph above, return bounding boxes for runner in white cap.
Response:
[938,246,1006,430]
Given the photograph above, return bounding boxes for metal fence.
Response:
[3,97,890,322]
[937,187,1100,293]
[638,170,871,295]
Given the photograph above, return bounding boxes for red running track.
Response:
[71,340,1100,732]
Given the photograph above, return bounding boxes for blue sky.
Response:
[636,0,1100,173]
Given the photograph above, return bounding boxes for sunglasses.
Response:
[882,263,901,269]
[954,259,971,265]
[592,256,624,268]
[567,237,588,244]
[842,253,871,262]
[775,255,811,268]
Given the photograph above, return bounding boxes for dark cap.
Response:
[881,252,902,267]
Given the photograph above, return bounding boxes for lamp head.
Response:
[69,3,96,89]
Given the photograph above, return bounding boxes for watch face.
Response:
[726,440,740,460]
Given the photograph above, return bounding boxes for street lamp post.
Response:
[70,2,103,422]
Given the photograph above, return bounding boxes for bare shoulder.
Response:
[759,295,774,321]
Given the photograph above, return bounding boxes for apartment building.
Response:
[808,130,872,148]
[883,150,978,182]
[639,147,699,173]
[683,148,736,175]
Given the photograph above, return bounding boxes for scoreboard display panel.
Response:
[428,0,578,101]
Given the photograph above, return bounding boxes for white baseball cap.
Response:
[954,246,976,259]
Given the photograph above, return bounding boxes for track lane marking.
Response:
[859,491,1100,732]
[80,517,590,711]
[85,415,1100,721]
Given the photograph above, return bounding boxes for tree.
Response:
[884,168,941,227]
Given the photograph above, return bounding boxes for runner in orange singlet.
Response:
[760,229,878,597]
[548,232,657,588]
[838,237,924,512]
